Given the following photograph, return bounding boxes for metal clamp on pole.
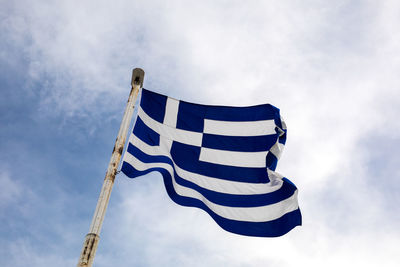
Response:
[77,68,145,267]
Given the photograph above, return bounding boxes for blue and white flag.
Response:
[121,89,301,237]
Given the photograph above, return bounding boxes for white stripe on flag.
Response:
[199,147,267,168]
[128,135,284,195]
[138,107,202,146]
[124,152,298,222]
[163,98,179,151]
[164,98,179,127]
[203,119,276,136]
[280,116,287,130]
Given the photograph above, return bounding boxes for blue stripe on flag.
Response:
[279,129,287,145]
[201,133,278,152]
[141,89,167,123]
[205,104,280,121]
[132,117,160,146]
[177,101,205,132]
[266,152,278,171]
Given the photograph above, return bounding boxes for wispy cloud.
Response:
[1,0,399,266]
[0,171,22,208]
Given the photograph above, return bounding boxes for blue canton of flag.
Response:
[121,89,302,237]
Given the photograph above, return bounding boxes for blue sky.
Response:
[1,0,399,266]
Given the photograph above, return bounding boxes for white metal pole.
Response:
[77,68,145,267]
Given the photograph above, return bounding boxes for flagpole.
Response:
[77,68,145,267]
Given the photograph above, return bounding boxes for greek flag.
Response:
[121,89,301,237]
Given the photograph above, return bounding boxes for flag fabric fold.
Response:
[121,89,301,237]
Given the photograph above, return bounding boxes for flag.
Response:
[121,89,301,237]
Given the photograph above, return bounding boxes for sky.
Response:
[1,0,400,266]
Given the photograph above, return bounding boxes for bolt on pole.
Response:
[77,68,145,267]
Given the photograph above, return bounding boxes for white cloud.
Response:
[2,0,400,266]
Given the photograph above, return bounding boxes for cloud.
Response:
[1,0,400,266]
[0,171,22,208]
[4,238,76,267]
[102,155,399,267]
